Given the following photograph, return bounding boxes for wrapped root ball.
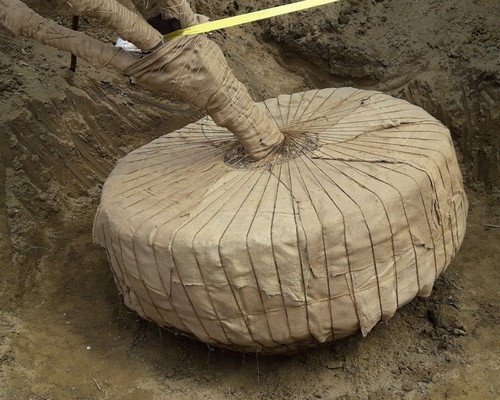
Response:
[94,88,467,353]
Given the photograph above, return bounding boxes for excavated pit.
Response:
[0,0,499,399]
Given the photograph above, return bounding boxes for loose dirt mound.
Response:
[1,1,499,399]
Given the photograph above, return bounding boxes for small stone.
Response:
[323,359,344,370]
[429,304,467,333]
[338,14,350,25]
[452,328,467,336]
[422,327,433,336]
[166,370,175,378]
[402,382,413,392]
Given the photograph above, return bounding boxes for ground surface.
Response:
[0,0,499,399]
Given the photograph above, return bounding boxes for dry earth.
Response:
[1,1,499,399]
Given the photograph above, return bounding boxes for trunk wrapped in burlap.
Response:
[124,34,285,160]
[59,0,163,51]
[94,87,468,353]
[0,0,134,70]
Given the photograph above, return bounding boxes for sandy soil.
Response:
[1,1,499,399]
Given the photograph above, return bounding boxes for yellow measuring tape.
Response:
[165,0,341,41]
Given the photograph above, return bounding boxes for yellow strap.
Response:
[165,0,341,41]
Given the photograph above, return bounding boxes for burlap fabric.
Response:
[94,87,468,353]
[0,0,134,70]
[124,34,285,159]
[59,0,163,51]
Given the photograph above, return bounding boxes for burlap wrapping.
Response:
[125,34,285,160]
[93,87,468,353]
[59,0,163,51]
[0,0,135,70]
